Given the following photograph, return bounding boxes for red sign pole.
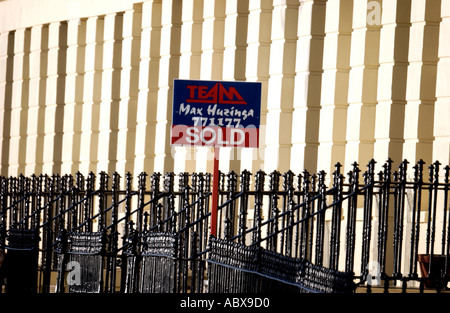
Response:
[210,146,220,237]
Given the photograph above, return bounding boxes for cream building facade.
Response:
[0,0,449,183]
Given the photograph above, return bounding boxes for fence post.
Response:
[18,175,25,228]
[30,175,37,230]
[393,160,408,279]
[196,173,207,253]
[150,172,161,229]
[107,172,120,293]
[164,172,175,232]
[98,172,109,233]
[330,163,343,271]
[181,185,191,293]
[0,178,7,252]
[224,171,237,239]
[252,170,265,247]
[377,159,393,279]
[73,173,84,230]
[281,171,294,255]
[443,165,450,286]
[1,177,8,234]
[35,174,49,293]
[268,171,280,252]
[178,172,189,225]
[285,185,295,258]
[190,229,199,293]
[137,172,147,234]
[409,160,425,279]
[54,176,67,294]
[0,177,6,293]
[205,172,211,232]
[315,171,327,266]
[425,161,441,287]
[238,170,251,245]
[361,159,376,282]
[10,177,17,228]
[345,162,360,273]
[85,172,96,232]
[301,170,312,261]
[123,173,132,239]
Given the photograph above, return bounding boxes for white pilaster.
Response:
[193,0,226,174]
[116,5,142,178]
[79,16,104,175]
[25,25,49,176]
[96,13,123,175]
[173,0,203,174]
[61,19,86,175]
[134,0,162,177]
[42,22,68,174]
[373,0,411,169]
[317,0,353,176]
[241,0,273,174]
[9,28,31,176]
[344,0,380,172]
[218,0,249,174]
[263,0,298,174]
[0,31,14,176]
[153,0,181,174]
[402,0,440,168]
[433,0,450,166]
[290,0,326,174]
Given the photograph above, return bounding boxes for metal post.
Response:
[210,147,220,237]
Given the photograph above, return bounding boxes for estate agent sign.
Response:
[171,79,262,148]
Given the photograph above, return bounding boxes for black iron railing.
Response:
[0,159,449,293]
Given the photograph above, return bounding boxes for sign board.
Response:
[171,79,262,148]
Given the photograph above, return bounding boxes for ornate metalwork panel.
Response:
[139,232,179,293]
[5,229,40,293]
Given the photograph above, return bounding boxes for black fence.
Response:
[0,159,449,293]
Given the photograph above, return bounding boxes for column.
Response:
[200,0,225,80]
[373,0,411,169]
[179,0,203,80]
[194,0,226,173]
[263,0,298,174]
[134,0,162,176]
[79,16,104,175]
[433,1,449,166]
[96,13,123,175]
[241,0,272,173]
[173,0,203,174]
[403,0,440,166]
[344,0,380,172]
[0,31,14,176]
[290,0,326,174]
[371,0,411,278]
[431,0,449,260]
[25,25,49,176]
[61,19,86,175]
[219,0,249,174]
[317,0,353,177]
[42,22,67,174]
[116,5,142,177]
[9,28,31,176]
[153,0,181,174]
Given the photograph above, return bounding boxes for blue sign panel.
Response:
[171,79,262,148]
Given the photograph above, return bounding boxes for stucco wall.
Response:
[0,0,449,181]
